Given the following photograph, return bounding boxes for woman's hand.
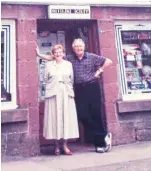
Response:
[35,43,53,60]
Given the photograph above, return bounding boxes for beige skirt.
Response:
[43,83,79,140]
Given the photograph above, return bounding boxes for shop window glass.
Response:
[115,22,151,100]
[1,20,17,109]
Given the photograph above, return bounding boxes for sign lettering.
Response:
[48,5,91,19]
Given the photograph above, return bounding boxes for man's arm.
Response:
[94,57,113,78]
[99,58,113,71]
[36,46,53,61]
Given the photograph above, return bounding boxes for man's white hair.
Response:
[72,38,85,48]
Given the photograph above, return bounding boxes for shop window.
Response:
[1,20,17,110]
[115,22,151,101]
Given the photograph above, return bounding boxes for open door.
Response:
[37,19,100,146]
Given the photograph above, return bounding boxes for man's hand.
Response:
[94,68,103,78]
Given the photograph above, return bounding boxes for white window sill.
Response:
[122,93,151,101]
[1,102,18,111]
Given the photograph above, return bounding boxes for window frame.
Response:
[115,21,151,101]
[1,19,17,110]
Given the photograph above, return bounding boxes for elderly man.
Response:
[36,38,113,153]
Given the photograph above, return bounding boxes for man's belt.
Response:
[75,79,98,86]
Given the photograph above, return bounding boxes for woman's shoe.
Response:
[54,148,61,156]
[62,148,73,155]
[64,150,72,155]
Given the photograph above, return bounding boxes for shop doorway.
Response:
[37,19,105,146]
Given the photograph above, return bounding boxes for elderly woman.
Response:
[43,44,79,156]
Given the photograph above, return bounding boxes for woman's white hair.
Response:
[72,38,85,48]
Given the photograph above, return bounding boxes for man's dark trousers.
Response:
[74,80,107,147]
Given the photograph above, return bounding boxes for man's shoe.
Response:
[95,147,105,153]
[104,132,112,152]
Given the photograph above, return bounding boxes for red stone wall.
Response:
[92,7,151,145]
[1,4,47,159]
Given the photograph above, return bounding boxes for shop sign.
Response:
[48,5,91,19]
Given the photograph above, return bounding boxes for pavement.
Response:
[1,141,151,171]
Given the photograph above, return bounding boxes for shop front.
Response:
[1,0,151,159]
[37,18,101,145]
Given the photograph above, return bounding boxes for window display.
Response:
[115,22,151,100]
[122,31,151,93]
